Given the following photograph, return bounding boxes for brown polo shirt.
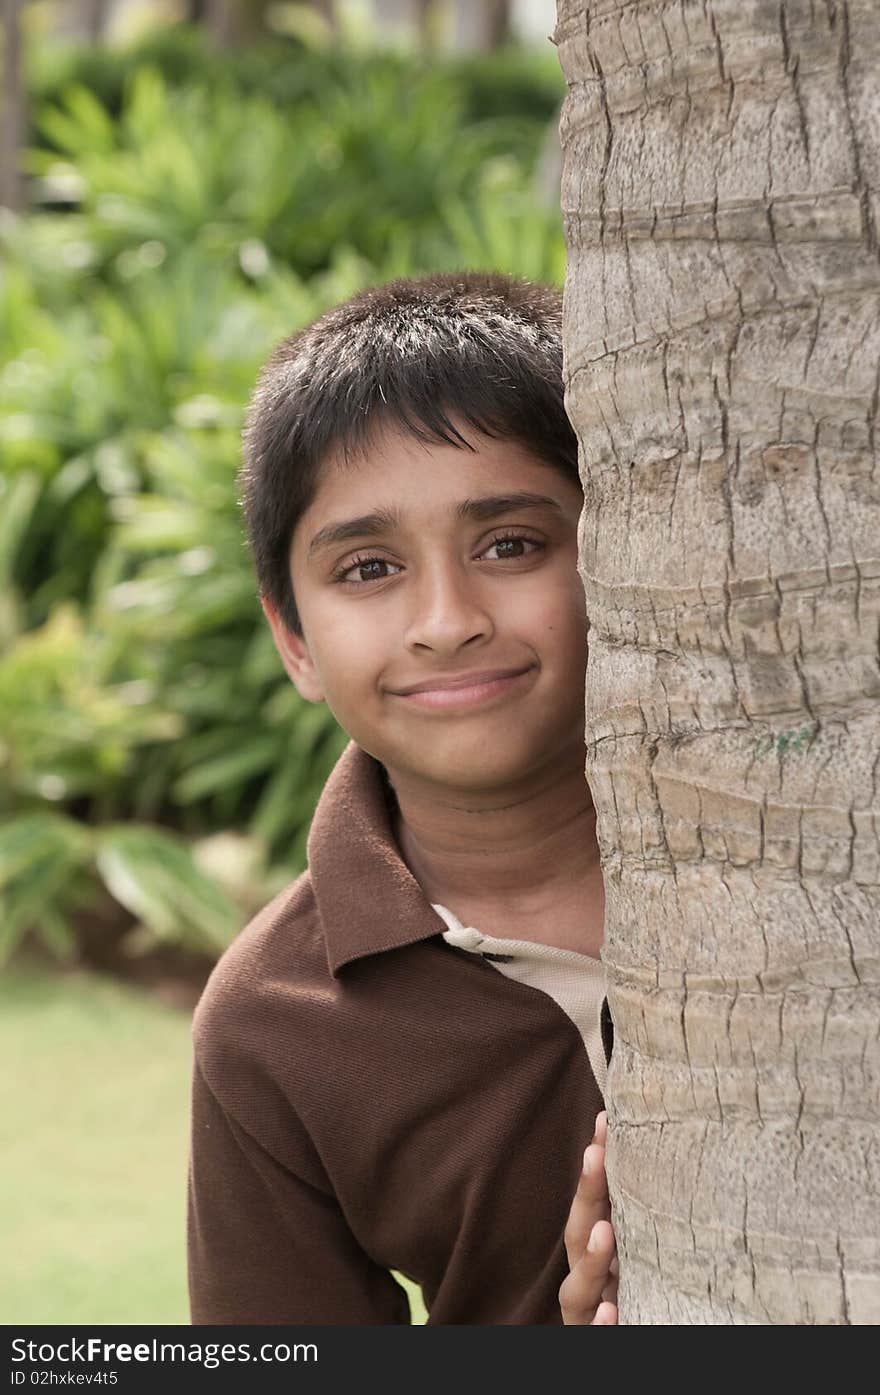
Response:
[187,740,606,1325]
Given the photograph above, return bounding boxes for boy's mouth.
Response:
[388,665,537,710]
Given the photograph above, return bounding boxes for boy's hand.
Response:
[558,1110,619,1325]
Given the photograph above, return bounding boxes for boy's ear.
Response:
[260,594,326,704]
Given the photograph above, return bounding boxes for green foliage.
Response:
[25,59,550,279]
[28,24,314,118]
[28,24,562,138]
[1,27,566,965]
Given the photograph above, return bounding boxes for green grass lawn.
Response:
[0,963,426,1324]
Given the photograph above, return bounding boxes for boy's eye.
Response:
[481,534,542,561]
[335,556,402,585]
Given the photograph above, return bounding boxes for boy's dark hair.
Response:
[239,270,579,636]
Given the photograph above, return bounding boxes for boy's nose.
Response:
[403,564,494,655]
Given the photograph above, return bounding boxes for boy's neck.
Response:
[384,742,605,959]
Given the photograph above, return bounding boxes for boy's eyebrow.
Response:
[307,508,401,557]
[307,493,565,558]
[455,493,566,524]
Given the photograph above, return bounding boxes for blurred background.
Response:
[1,0,564,1323]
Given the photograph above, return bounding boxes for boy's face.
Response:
[262,421,588,797]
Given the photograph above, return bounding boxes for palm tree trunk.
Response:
[83,0,108,40]
[1,0,25,213]
[53,0,109,39]
[414,0,435,52]
[556,0,880,1324]
[202,0,241,47]
[452,0,511,53]
[486,0,512,51]
[311,0,337,34]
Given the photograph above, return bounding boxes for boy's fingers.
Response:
[560,1114,616,1323]
[558,1220,615,1325]
[592,1300,618,1326]
[563,1141,610,1269]
[586,1218,614,1254]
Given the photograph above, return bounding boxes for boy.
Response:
[187,271,617,1325]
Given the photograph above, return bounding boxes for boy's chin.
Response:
[375,730,579,797]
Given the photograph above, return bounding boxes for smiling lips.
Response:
[390,665,537,710]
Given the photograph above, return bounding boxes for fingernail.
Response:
[582,1145,592,1173]
[587,1224,600,1253]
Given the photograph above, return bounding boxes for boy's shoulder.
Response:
[193,738,367,1062]
[191,867,324,1080]
[190,738,443,1091]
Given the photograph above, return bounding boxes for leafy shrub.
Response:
[28,24,563,142]
[26,63,551,281]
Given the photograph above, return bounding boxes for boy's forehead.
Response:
[310,420,574,510]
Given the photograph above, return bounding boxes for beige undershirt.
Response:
[432,902,608,1097]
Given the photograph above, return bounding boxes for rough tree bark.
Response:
[556,0,880,1323]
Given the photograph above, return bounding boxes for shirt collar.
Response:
[307,739,446,978]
